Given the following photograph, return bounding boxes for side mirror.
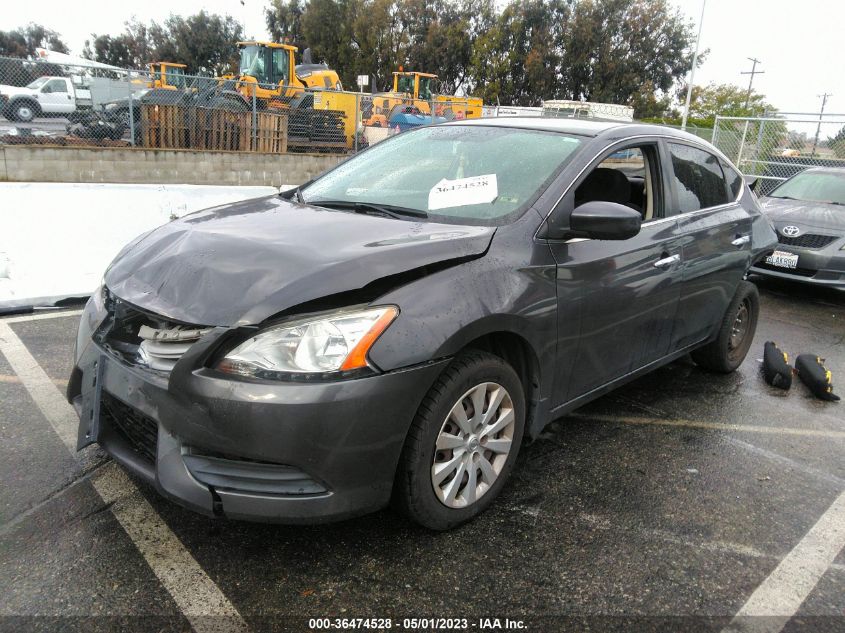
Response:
[743,175,760,193]
[569,201,642,240]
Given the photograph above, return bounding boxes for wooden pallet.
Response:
[193,108,251,152]
[140,105,293,154]
[140,104,189,149]
[252,112,288,153]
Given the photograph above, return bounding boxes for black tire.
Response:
[691,280,759,373]
[393,350,525,530]
[11,100,38,123]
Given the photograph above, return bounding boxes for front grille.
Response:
[777,233,838,249]
[101,393,158,463]
[755,262,817,278]
[97,292,210,372]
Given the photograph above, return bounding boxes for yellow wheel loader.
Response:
[362,70,483,127]
[147,62,188,90]
[229,41,343,108]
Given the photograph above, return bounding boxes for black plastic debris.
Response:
[795,354,840,401]
[762,341,793,390]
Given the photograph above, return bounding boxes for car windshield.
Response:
[302,125,583,225]
[26,77,49,89]
[770,171,845,206]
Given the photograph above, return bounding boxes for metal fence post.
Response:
[754,115,767,168]
[737,120,750,167]
[127,71,136,146]
[712,115,719,145]
[251,85,257,151]
[354,93,359,153]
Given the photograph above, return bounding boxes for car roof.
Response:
[449,116,709,143]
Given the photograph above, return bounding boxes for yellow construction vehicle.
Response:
[361,70,483,127]
[147,62,187,90]
[230,41,343,107]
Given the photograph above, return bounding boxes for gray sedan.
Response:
[68,119,776,529]
[750,167,845,290]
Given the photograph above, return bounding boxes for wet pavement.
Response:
[1,276,843,633]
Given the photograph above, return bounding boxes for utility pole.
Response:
[741,57,764,110]
[811,92,832,157]
[681,0,706,131]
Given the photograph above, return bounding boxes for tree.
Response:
[468,0,696,107]
[828,126,845,159]
[266,0,492,93]
[682,82,773,125]
[470,0,569,105]
[266,0,306,46]
[83,20,151,69]
[0,23,69,58]
[86,12,243,75]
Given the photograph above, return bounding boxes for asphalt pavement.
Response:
[1,276,843,633]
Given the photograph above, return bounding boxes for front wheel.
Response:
[691,280,759,373]
[393,350,525,530]
[11,101,38,122]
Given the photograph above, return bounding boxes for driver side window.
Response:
[574,144,662,221]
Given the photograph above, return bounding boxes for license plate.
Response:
[765,250,799,269]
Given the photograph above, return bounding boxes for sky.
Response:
[2,0,844,117]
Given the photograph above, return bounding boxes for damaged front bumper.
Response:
[68,297,448,523]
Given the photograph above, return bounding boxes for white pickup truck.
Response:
[0,76,92,123]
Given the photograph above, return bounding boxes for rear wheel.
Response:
[393,350,525,530]
[691,280,759,373]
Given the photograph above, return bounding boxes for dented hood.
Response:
[104,195,495,326]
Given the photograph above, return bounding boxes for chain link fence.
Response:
[0,55,479,155]
[712,114,845,195]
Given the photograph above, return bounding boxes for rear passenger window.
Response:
[668,143,730,212]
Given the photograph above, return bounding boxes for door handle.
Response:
[654,254,681,269]
[732,235,750,247]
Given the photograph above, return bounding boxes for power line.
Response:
[740,57,764,109]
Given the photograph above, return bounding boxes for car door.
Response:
[662,141,753,352]
[37,79,74,114]
[545,140,685,404]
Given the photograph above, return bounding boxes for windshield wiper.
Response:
[311,200,428,220]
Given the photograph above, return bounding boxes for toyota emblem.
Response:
[781,225,801,237]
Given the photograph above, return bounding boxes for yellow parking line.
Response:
[569,412,845,439]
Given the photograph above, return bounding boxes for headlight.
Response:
[216,306,398,380]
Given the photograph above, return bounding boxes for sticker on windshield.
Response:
[428,174,498,210]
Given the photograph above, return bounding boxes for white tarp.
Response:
[0,182,281,310]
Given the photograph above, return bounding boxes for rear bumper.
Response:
[69,330,448,523]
